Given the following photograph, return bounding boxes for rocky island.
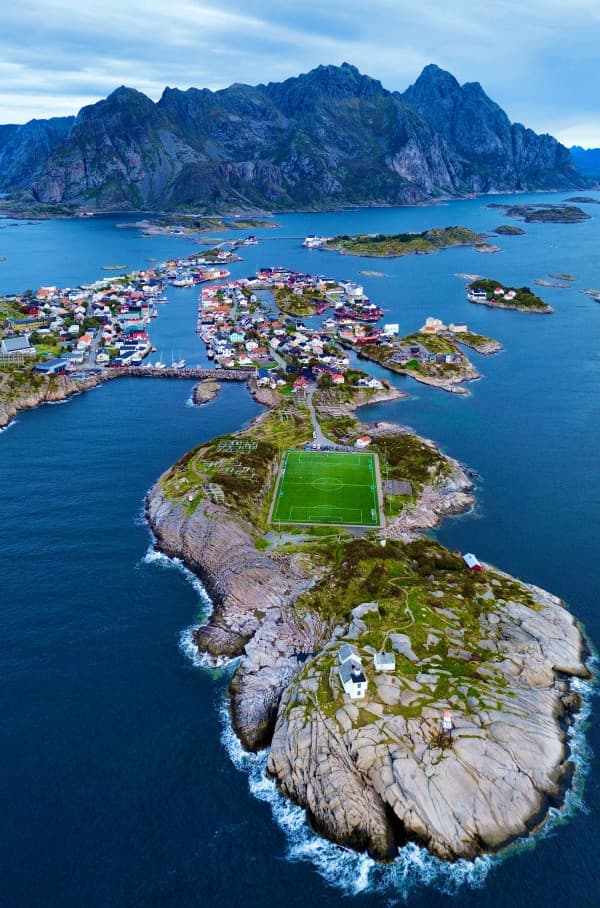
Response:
[487,203,591,224]
[145,382,590,863]
[324,226,487,258]
[493,224,525,236]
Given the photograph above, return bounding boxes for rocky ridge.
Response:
[0,63,585,211]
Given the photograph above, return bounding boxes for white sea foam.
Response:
[142,543,212,614]
[0,418,17,433]
[218,658,597,898]
[141,540,241,672]
[219,701,493,897]
[179,624,240,671]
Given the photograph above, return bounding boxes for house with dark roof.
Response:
[339,659,368,700]
[338,643,368,699]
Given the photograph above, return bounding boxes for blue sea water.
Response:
[1,196,599,907]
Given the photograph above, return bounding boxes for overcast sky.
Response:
[2,0,599,146]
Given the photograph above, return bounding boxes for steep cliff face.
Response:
[2,62,585,210]
[0,116,74,190]
[402,64,581,191]
[29,87,198,207]
[570,145,600,179]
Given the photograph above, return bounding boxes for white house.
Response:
[355,435,372,449]
[338,643,360,665]
[374,652,396,672]
[463,552,483,571]
[420,316,447,334]
[339,661,367,699]
[338,644,368,700]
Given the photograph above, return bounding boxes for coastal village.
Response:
[0,237,497,397]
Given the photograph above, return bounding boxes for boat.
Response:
[172,359,186,370]
[206,348,214,359]
[102,264,128,271]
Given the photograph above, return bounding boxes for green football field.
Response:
[271,450,381,527]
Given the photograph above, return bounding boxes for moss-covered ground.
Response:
[325,226,483,257]
[286,537,540,724]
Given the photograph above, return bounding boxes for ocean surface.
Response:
[1,196,598,907]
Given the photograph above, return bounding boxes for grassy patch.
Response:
[272,450,381,527]
[325,226,483,257]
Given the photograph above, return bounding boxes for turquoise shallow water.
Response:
[0,196,598,906]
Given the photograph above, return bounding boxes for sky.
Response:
[2,0,599,146]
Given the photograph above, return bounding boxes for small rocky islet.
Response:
[486,203,591,224]
[467,278,553,313]
[146,380,591,864]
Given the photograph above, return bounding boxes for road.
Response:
[305,385,337,448]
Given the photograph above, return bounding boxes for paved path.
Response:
[305,386,337,448]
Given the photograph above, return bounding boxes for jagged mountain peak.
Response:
[408,64,461,94]
[264,62,386,111]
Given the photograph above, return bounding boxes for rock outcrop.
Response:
[146,485,329,749]
[0,371,104,429]
[267,583,590,861]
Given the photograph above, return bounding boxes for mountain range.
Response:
[0,63,586,212]
[569,146,600,179]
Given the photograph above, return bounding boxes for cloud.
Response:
[1,0,599,144]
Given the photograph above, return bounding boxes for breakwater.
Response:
[100,366,256,382]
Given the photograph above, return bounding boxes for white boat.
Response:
[172,359,186,369]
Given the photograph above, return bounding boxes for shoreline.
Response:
[0,187,586,223]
